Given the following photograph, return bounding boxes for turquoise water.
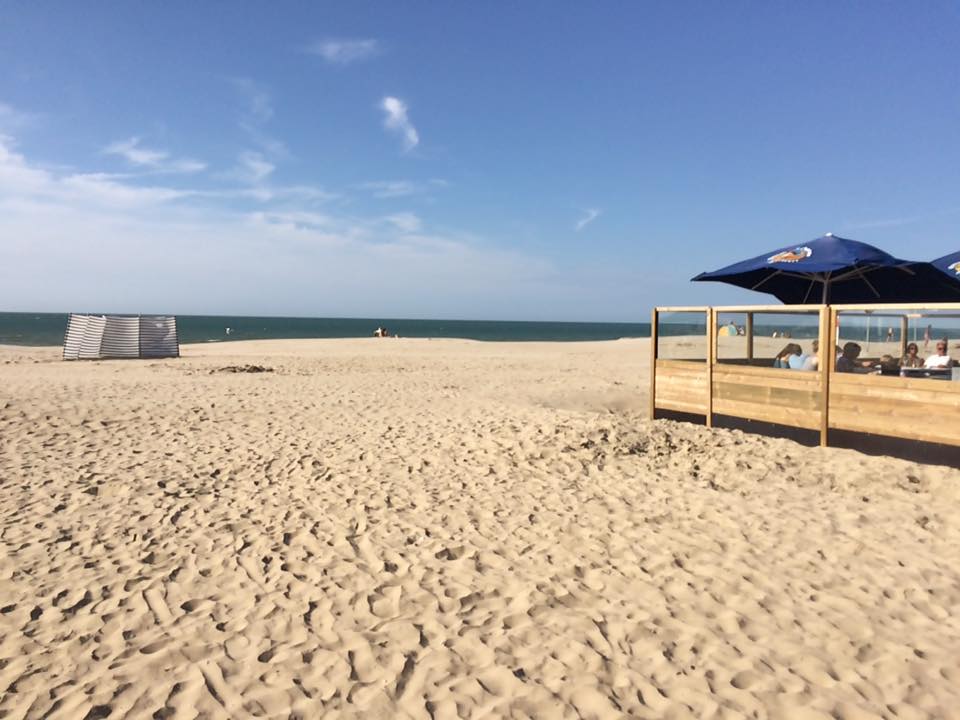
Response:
[0,312,653,346]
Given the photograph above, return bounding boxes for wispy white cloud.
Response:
[1,135,189,208]
[230,151,275,184]
[223,185,338,204]
[381,97,419,152]
[103,137,206,174]
[307,38,379,65]
[232,78,273,124]
[0,102,38,130]
[0,131,564,319]
[575,208,601,232]
[230,78,289,159]
[384,212,422,233]
[359,180,417,198]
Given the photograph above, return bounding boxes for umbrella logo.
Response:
[950,261,960,276]
[767,246,812,264]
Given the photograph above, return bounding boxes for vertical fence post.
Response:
[746,312,754,362]
[899,315,908,360]
[706,307,715,428]
[818,305,832,447]
[649,308,658,421]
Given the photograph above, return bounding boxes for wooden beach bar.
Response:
[650,302,960,458]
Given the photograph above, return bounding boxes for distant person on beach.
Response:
[924,324,932,349]
[900,342,923,369]
[924,338,954,368]
[886,327,894,342]
[773,343,802,369]
[374,326,389,338]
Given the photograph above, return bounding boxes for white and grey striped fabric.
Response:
[101,315,140,358]
[62,314,92,360]
[63,314,179,360]
[139,316,179,358]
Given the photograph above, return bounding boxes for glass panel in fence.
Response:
[656,311,707,361]
[716,310,820,370]
[834,308,960,381]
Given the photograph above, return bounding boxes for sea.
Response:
[0,312,655,346]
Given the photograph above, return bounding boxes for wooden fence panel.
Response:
[829,373,960,446]
[712,365,822,431]
[654,360,708,415]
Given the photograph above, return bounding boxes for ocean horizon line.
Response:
[0,312,655,347]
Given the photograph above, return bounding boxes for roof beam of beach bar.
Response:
[650,302,960,460]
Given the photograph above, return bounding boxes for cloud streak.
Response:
[308,38,379,65]
[384,212,422,233]
[104,137,206,174]
[0,101,38,130]
[231,151,275,184]
[381,97,419,152]
[357,179,448,199]
[575,208,601,232]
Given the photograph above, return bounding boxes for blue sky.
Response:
[2,2,959,321]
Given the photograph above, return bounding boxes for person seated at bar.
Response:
[801,340,820,371]
[773,343,802,368]
[787,342,811,369]
[900,342,923,368]
[836,342,865,372]
[878,354,900,376]
[924,338,954,368]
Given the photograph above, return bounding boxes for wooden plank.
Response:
[657,378,707,394]
[655,306,710,313]
[655,360,709,375]
[830,372,960,394]
[656,373,708,388]
[707,308,715,428]
[657,384,709,401]
[712,374,819,395]
[656,371,710,385]
[819,305,831,446]
[830,302,960,311]
[655,398,708,415]
[830,384,960,408]
[712,364,820,383]
[829,410,960,446]
[900,316,908,360]
[657,372,707,392]
[714,382,821,411]
[656,370,708,385]
[657,390,708,407]
[713,397,821,430]
[650,308,658,420]
[711,304,826,312]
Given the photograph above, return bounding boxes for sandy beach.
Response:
[1,338,959,719]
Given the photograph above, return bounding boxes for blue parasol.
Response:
[691,233,960,304]
[931,250,960,287]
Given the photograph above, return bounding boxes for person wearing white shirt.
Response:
[924,339,954,368]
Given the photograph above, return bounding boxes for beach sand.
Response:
[1,338,959,719]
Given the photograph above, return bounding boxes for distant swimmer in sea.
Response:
[225,327,232,335]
